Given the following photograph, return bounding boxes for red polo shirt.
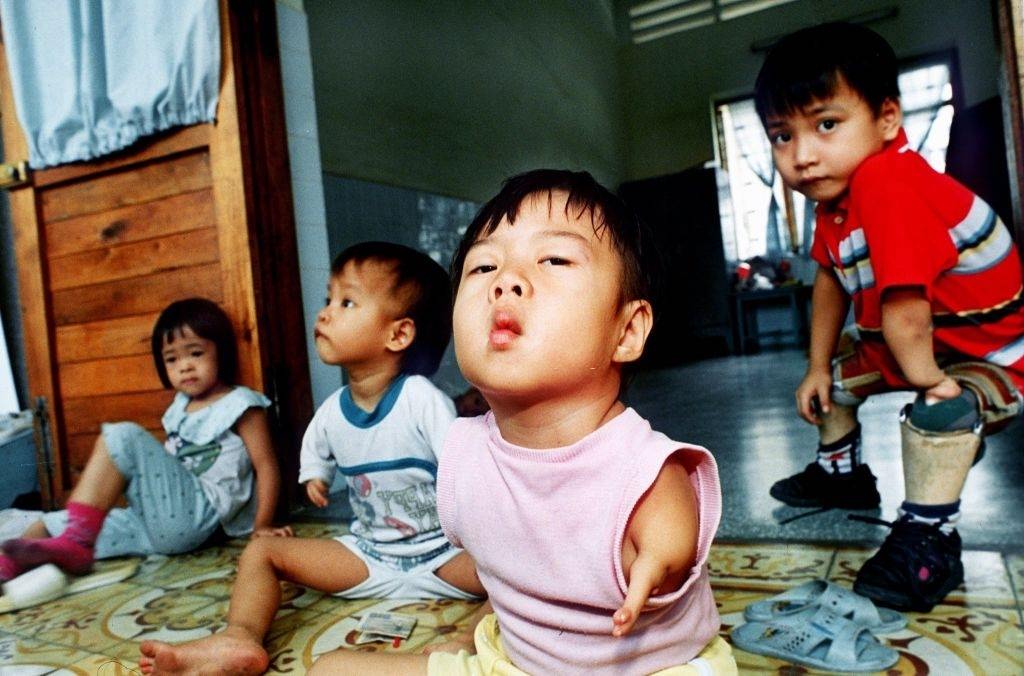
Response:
[810,129,1024,389]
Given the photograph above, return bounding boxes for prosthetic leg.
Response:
[854,362,1021,611]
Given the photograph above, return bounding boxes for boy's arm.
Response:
[297,404,337,505]
[881,287,961,401]
[796,266,850,424]
[612,455,698,637]
[236,407,292,536]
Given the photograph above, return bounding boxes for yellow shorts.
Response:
[427,614,737,675]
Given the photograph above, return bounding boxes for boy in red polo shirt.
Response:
[755,22,1024,611]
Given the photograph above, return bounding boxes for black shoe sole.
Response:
[769,485,881,510]
[854,562,965,612]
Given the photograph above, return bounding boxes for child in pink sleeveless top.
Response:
[310,170,736,675]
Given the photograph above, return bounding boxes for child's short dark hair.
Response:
[451,169,657,308]
[331,241,452,376]
[151,298,239,389]
[754,22,899,124]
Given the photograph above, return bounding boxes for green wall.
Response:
[621,0,1002,180]
[304,0,1003,195]
[306,0,625,202]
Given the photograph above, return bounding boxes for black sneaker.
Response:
[853,517,964,612]
[769,462,881,509]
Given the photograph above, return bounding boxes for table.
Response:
[730,284,812,354]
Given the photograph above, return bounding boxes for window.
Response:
[628,0,799,44]
[714,57,956,265]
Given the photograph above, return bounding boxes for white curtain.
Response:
[0,309,18,414]
[0,0,220,168]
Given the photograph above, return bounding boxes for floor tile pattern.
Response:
[1,528,1022,674]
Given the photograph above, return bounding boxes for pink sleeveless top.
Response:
[436,408,722,675]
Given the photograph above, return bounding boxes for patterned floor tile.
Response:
[1005,553,1024,604]
[721,603,1024,675]
[0,630,98,673]
[953,551,1017,607]
[135,547,242,588]
[67,651,144,675]
[826,546,874,586]
[287,522,349,540]
[260,597,484,671]
[709,541,833,589]
[2,532,1019,673]
[262,608,348,671]
[101,588,225,643]
[7,582,146,656]
[288,591,377,619]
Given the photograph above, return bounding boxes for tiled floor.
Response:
[3,349,1023,673]
[1,525,1022,674]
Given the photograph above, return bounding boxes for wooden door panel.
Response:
[54,314,159,364]
[47,227,219,291]
[62,390,171,436]
[51,262,223,326]
[40,151,212,222]
[60,354,163,398]
[1,0,312,504]
[46,189,216,258]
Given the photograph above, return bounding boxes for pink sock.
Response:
[0,553,21,582]
[2,502,106,575]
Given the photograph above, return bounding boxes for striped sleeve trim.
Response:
[949,197,1013,275]
[985,335,1024,368]
[932,288,1023,328]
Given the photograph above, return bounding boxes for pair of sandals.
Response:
[731,580,906,672]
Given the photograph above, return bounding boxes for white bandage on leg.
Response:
[900,411,983,505]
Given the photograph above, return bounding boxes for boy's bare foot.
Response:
[138,627,269,675]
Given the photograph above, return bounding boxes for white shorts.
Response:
[333,534,481,600]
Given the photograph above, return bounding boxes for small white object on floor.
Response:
[0,559,139,613]
[1,563,68,608]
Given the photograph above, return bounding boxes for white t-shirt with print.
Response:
[298,375,456,559]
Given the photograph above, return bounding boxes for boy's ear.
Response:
[385,318,416,353]
[878,97,902,142]
[613,300,653,364]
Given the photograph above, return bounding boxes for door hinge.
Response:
[0,161,29,189]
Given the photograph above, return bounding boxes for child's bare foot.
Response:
[422,630,475,656]
[138,627,269,675]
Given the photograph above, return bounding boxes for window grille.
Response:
[629,0,798,44]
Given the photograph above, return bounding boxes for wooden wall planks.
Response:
[40,151,212,223]
[51,263,223,327]
[54,314,160,364]
[46,189,216,258]
[1,0,311,500]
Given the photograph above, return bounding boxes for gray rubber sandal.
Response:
[732,607,900,672]
[744,579,906,634]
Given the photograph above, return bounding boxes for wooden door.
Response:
[0,0,311,506]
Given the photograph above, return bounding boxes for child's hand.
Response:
[924,375,962,405]
[613,551,665,637]
[251,525,294,539]
[305,479,330,508]
[795,368,833,425]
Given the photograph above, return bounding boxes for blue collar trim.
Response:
[340,375,407,428]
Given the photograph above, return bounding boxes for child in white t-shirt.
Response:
[139,242,484,675]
